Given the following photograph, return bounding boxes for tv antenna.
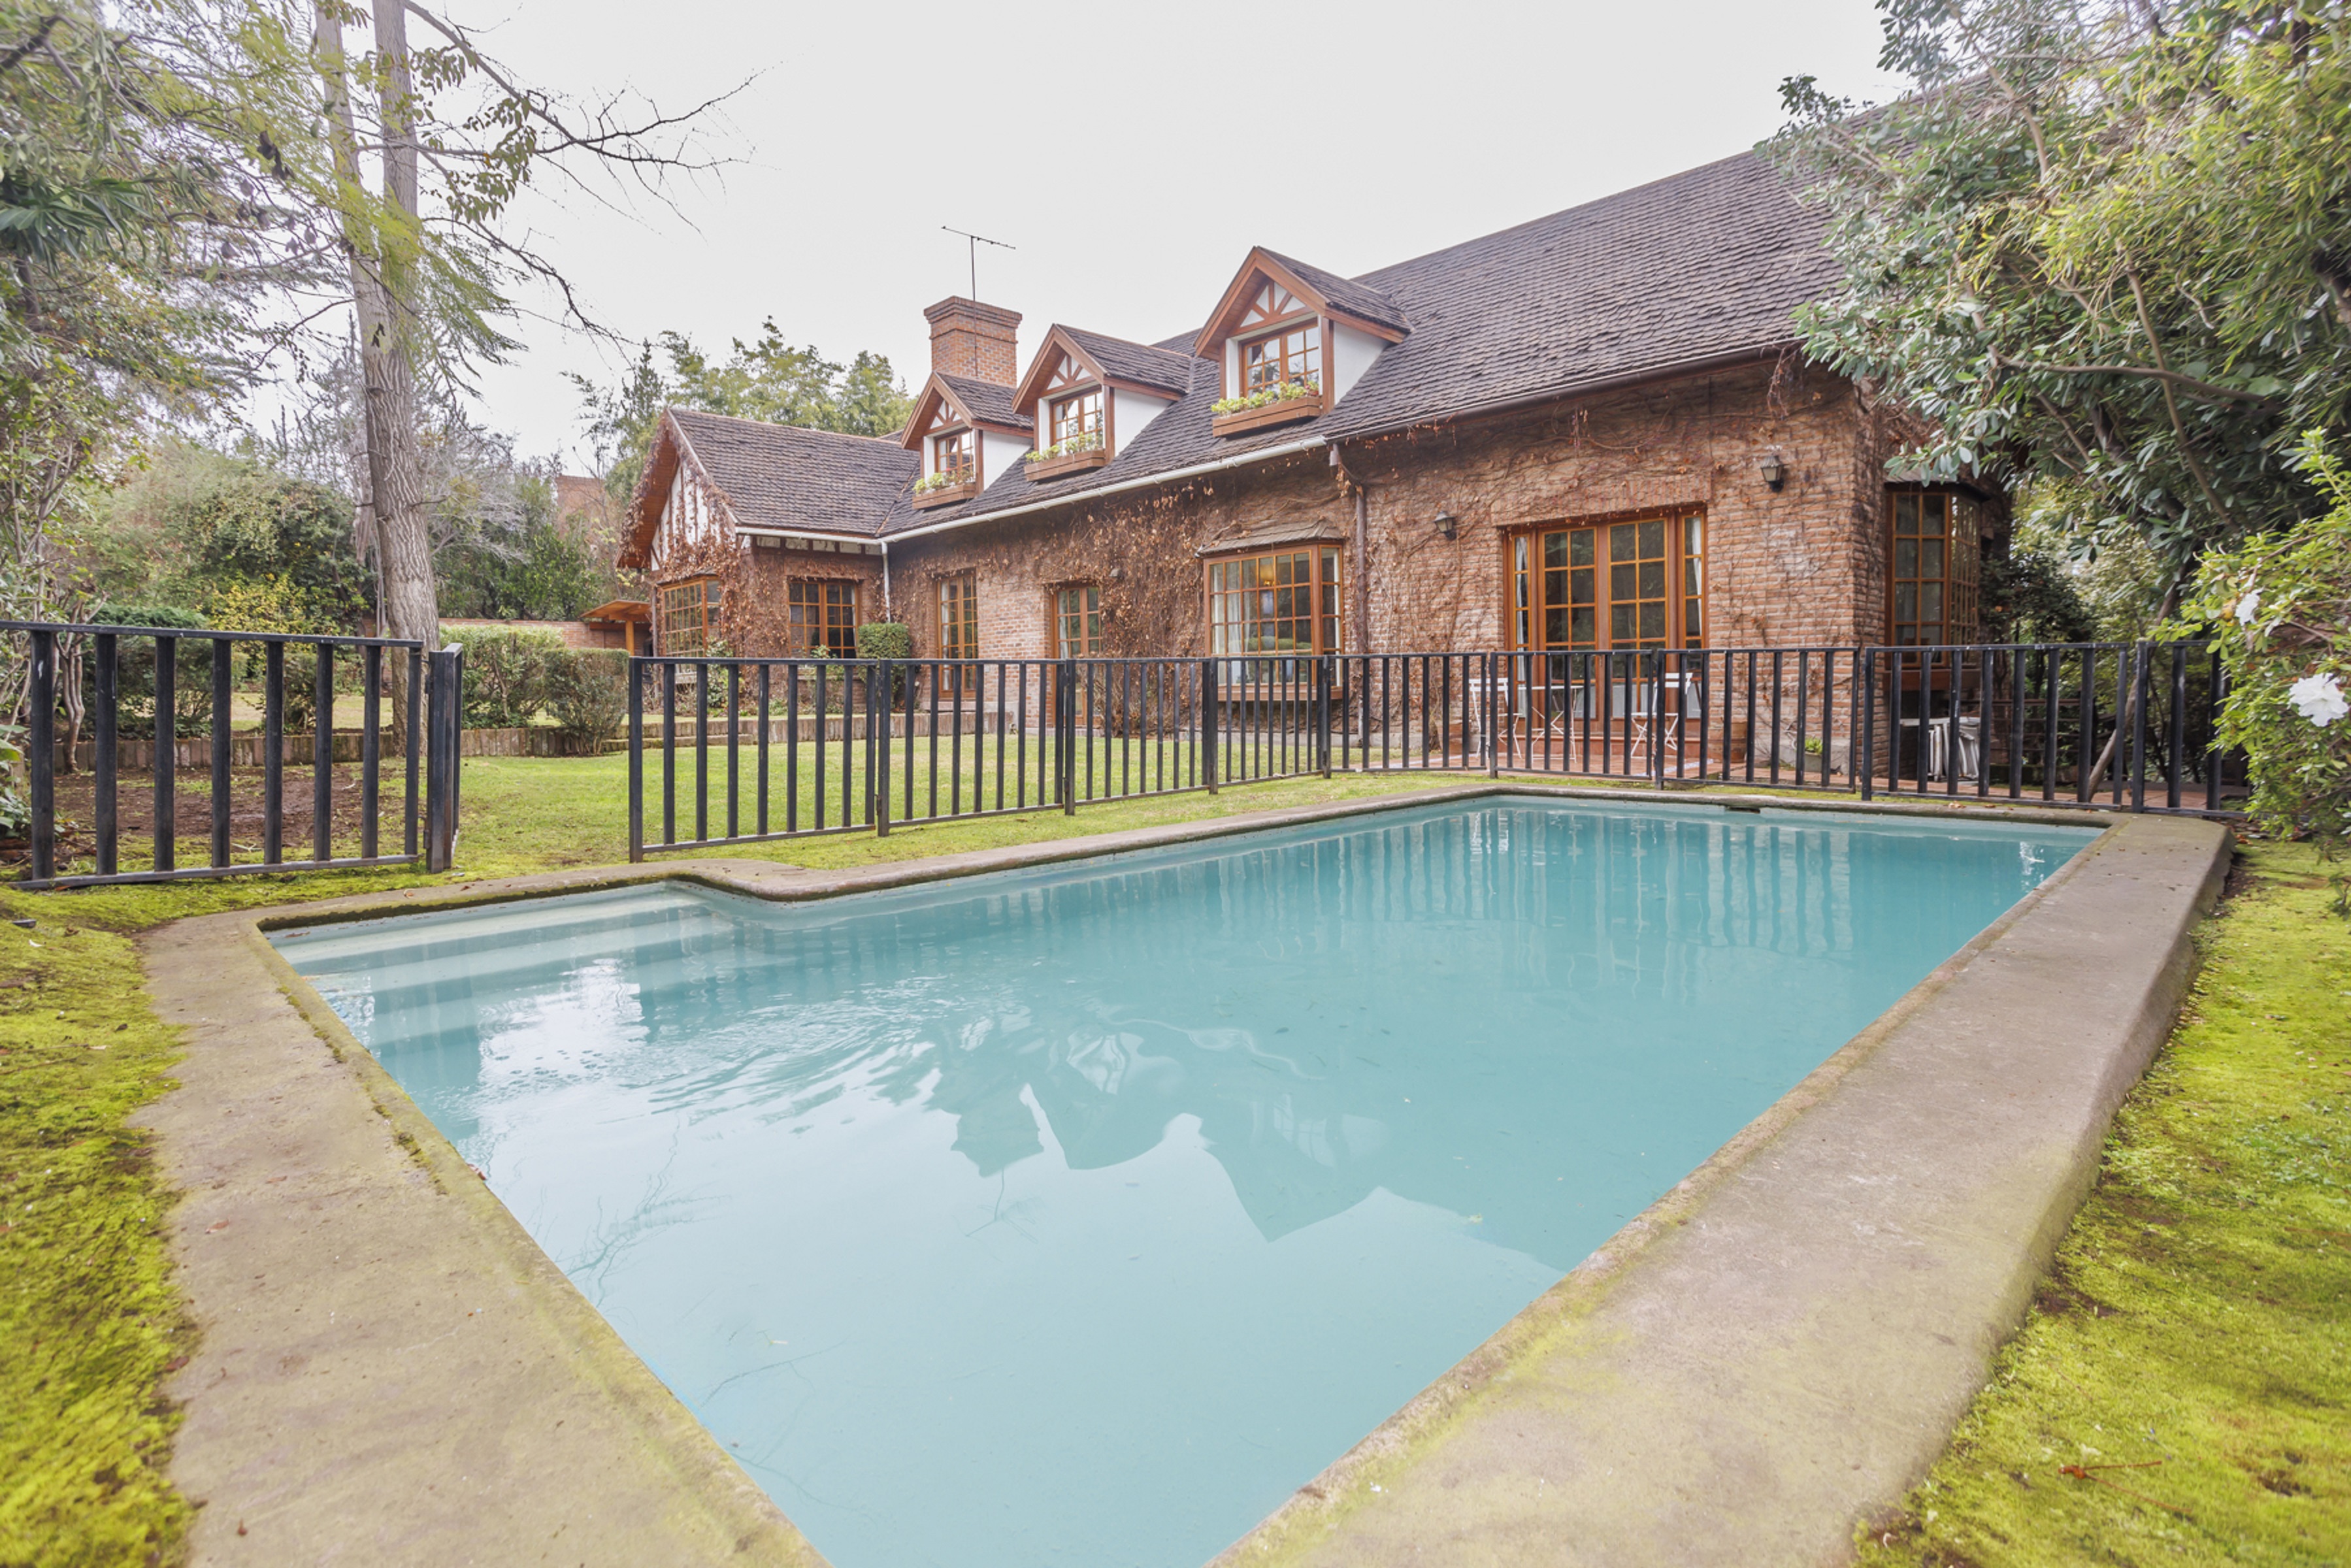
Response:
[942,226,1014,299]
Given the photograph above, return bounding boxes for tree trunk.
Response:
[314,5,438,741]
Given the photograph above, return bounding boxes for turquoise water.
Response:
[276,798,2092,1568]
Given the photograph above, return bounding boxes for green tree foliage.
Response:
[1771,1,2351,594]
[2180,434,2351,872]
[436,470,606,621]
[571,323,913,504]
[86,440,370,630]
[0,2,333,633]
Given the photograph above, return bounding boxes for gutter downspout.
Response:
[881,539,892,621]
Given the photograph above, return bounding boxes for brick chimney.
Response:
[924,297,1021,385]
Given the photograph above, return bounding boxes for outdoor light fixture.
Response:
[1433,512,1458,540]
[1758,453,1789,491]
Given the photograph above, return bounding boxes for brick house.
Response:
[617,149,1991,668]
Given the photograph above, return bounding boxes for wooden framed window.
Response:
[656,576,721,657]
[1206,547,1343,657]
[939,573,981,693]
[1241,321,1321,395]
[1048,390,1104,449]
[1053,584,1102,659]
[930,428,974,480]
[787,579,859,659]
[1510,511,1703,652]
[1889,490,1982,646]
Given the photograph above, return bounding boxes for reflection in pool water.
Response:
[278,799,2090,1568]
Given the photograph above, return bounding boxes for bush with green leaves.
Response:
[442,627,568,728]
[854,621,912,661]
[2178,436,2351,883]
[547,649,631,748]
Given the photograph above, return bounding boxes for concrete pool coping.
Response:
[127,782,2231,1566]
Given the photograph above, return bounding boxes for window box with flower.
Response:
[913,468,978,510]
[1023,431,1110,482]
[1211,376,1324,436]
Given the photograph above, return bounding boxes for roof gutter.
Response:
[881,434,1330,544]
[1329,342,1796,448]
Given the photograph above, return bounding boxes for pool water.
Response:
[276,798,2092,1568]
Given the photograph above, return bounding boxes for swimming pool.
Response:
[275,797,2093,1568]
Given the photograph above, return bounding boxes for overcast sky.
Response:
[386,0,1909,470]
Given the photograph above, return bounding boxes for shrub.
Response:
[442,626,568,728]
[854,621,913,661]
[2178,433,2351,898]
[548,649,631,748]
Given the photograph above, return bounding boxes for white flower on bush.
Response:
[2288,671,2348,727]
[2235,588,2262,625]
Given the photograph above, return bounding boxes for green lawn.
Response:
[3,762,2343,1567]
[1859,843,2350,1567]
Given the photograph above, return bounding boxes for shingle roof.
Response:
[1060,327,1194,395]
[1257,248,1409,335]
[885,150,1830,534]
[1312,150,1833,439]
[936,373,1032,434]
[671,407,913,538]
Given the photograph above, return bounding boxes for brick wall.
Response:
[883,359,1894,661]
[924,297,1021,386]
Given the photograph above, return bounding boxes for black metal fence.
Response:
[623,641,2243,859]
[627,655,1331,859]
[8,623,466,889]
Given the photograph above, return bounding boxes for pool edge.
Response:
[1206,811,2232,1568]
[129,781,2192,1567]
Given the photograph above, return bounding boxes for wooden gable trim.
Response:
[900,378,971,451]
[903,372,1028,449]
[619,411,738,570]
[1010,325,1110,419]
[1192,247,1407,360]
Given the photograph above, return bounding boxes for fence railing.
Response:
[626,655,1332,859]
[1857,641,2235,811]
[623,642,2243,858]
[8,622,465,889]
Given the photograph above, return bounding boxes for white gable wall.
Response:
[982,429,1028,483]
[1330,323,1389,403]
[1112,388,1172,449]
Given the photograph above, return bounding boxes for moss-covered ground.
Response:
[0,919,192,1567]
[1859,842,2350,1567]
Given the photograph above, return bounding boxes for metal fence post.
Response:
[1058,658,1078,815]
[424,644,461,872]
[1858,647,1877,802]
[874,661,892,837]
[27,627,54,883]
[1201,659,1219,794]
[2130,640,2150,813]
[93,632,117,877]
[1485,652,1500,779]
[627,656,645,863]
[1318,656,1334,778]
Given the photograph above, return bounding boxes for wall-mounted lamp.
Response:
[1433,512,1458,540]
[1758,453,1788,492]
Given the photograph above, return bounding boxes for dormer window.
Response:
[1022,350,1114,480]
[1242,321,1321,397]
[1196,250,1407,437]
[930,429,974,481]
[1049,389,1103,449]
